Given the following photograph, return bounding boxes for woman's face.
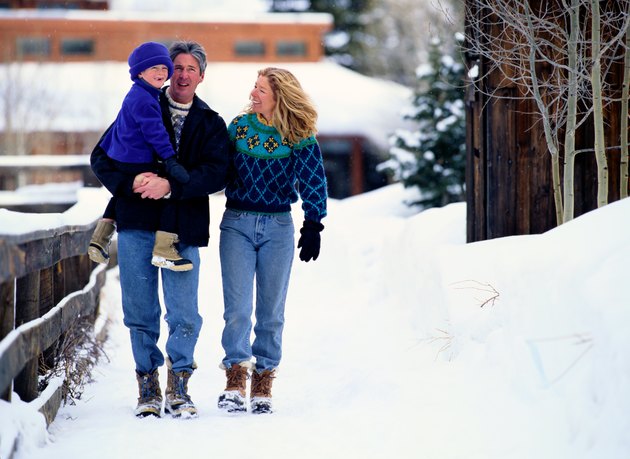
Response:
[250,75,276,121]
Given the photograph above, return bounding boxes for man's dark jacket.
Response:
[90,87,230,247]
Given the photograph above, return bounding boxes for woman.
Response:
[217,67,328,414]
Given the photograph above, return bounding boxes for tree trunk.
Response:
[621,19,630,199]
[591,0,609,207]
[562,0,580,223]
[524,3,563,224]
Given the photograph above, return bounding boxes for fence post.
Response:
[14,271,41,402]
[0,280,15,401]
[39,267,56,371]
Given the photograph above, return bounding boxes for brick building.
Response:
[0,8,331,63]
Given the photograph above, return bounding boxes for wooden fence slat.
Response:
[39,266,56,371]
[0,280,14,341]
[39,382,64,426]
[14,272,41,402]
[0,240,25,284]
[0,280,15,401]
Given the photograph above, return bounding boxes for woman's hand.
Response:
[297,220,324,262]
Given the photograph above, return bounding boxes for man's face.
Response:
[169,53,204,104]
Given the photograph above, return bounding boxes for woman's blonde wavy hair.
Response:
[246,67,318,144]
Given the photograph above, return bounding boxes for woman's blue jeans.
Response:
[117,229,202,375]
[219,209,295,371]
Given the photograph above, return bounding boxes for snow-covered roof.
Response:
[0,61,413,150]
[0,8,332,25]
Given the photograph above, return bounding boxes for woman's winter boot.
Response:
[250,369,275,414]
[217,363,250,412]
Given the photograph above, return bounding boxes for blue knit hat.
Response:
[128,42,174,81]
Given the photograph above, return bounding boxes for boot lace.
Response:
[226,365,248,391]
[139,373,159,401]
[251,371,274,398]
[171,372,192,402]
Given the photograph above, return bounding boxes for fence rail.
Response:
[0,154,98,193]
[0,216,110,456]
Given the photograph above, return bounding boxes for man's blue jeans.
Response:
[118,229,202,375]
[219,209,295,371]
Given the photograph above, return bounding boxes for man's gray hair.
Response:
[169,41,208,74]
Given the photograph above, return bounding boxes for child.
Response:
[89,41,192,271]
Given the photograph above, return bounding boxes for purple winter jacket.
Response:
[100,78,176,163]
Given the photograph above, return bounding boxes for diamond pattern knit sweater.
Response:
[225,113,328,223]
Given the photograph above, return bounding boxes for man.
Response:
[90,41,229,418]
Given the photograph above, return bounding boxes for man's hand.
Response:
[133,172,155,191]
[133,174,171,199]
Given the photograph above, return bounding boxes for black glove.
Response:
[297,220,324,262]
[164,156,190,184]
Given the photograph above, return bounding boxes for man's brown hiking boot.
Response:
[135,369,162,418]
[165,368,198,418]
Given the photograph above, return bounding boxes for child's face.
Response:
[138,64,170,89]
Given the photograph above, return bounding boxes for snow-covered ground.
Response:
[2,184,629,458]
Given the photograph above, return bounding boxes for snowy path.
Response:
[17,187,630,459]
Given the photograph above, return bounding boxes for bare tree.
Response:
[0,60,64,190]
[361,0,463,86]
[465,0,630,224]
[620,11,630,199]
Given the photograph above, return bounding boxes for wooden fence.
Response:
[0,215,110,457]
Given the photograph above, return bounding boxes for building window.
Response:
[16,37,51,57]
[154,39,175,50]
[37,1,78,8]
[276,41,306,57]
[234,41,265,57]
[61,38,95,56]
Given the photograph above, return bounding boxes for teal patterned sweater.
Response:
[225,113,328,222]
